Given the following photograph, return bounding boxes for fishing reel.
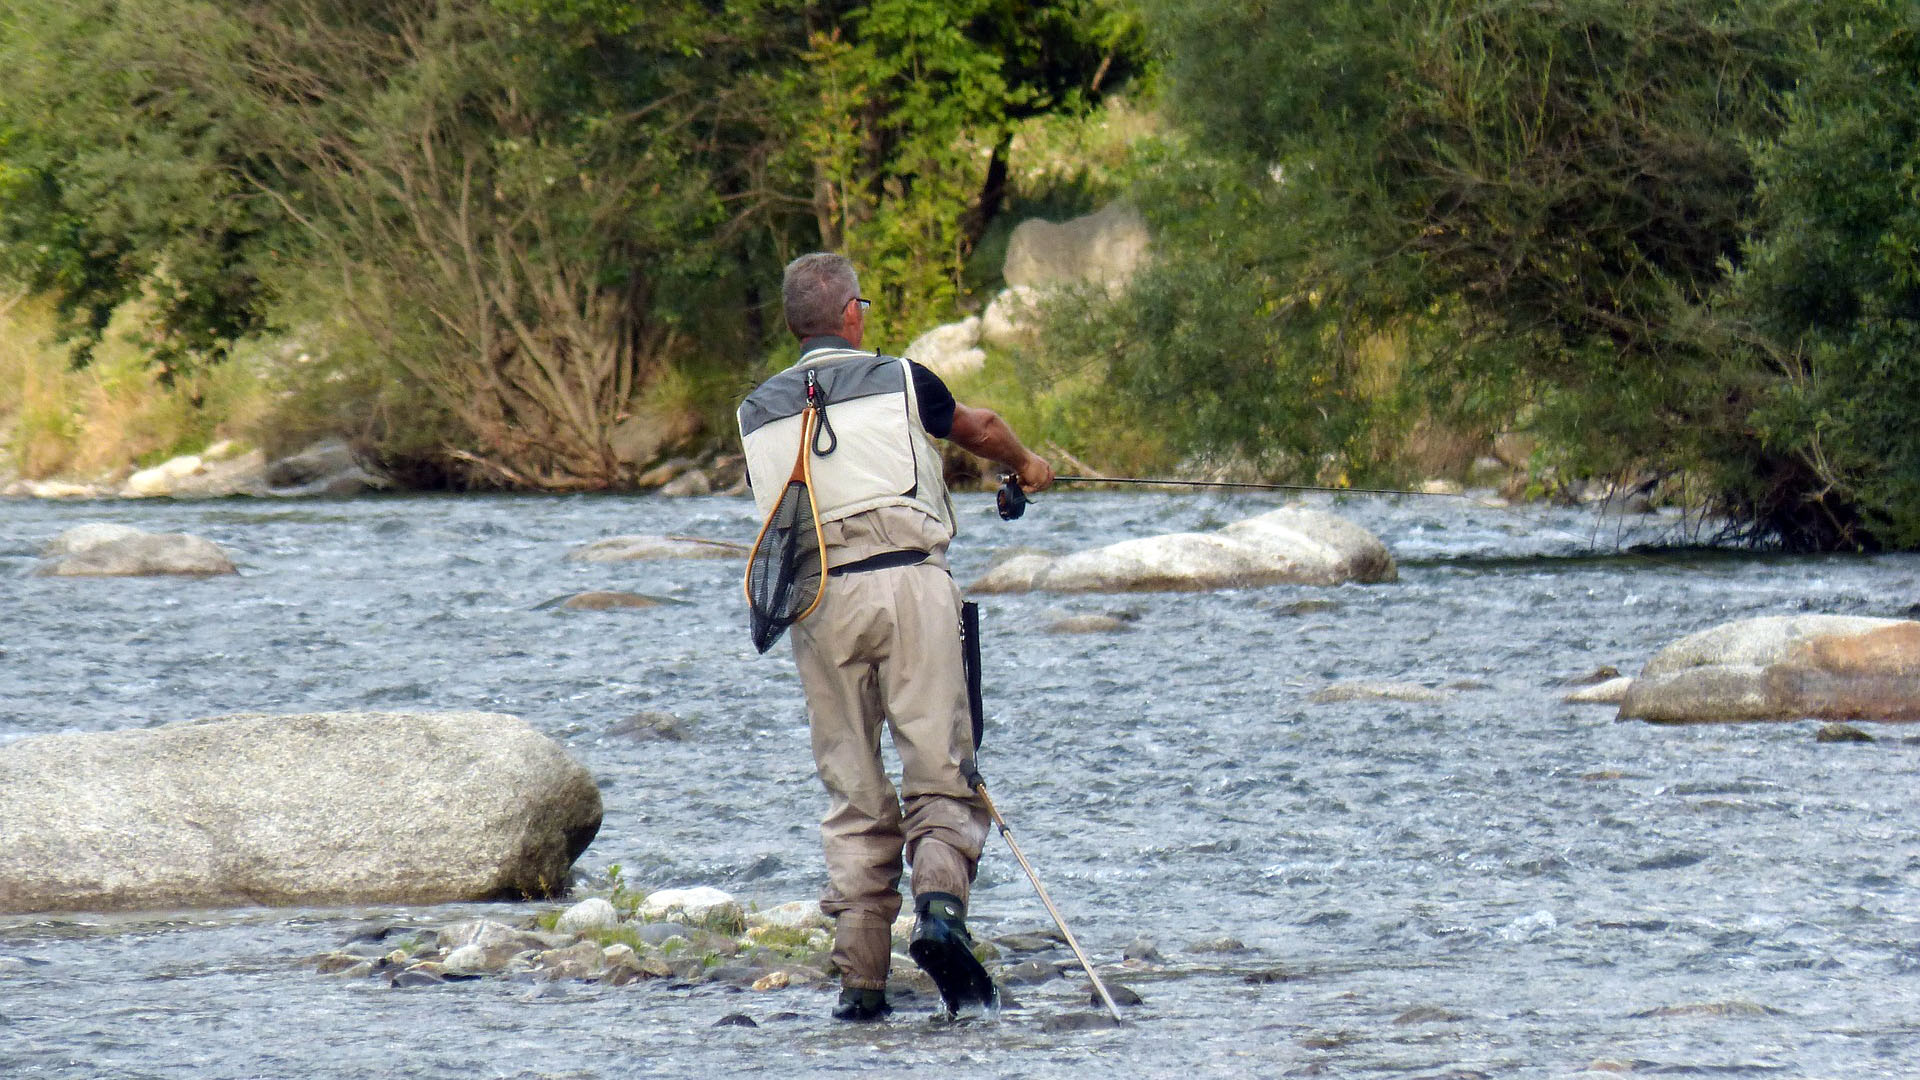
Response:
[995,474,1028,521]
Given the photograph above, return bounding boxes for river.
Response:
[3,490,1918,1078]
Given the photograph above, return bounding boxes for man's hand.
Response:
[949,404,1052,492]
[1014,454,1054,494]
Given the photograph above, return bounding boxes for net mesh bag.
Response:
[745,410,827,653]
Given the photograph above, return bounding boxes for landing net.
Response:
[745,411,826,653]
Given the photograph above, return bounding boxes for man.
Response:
[737,252,1053,1021]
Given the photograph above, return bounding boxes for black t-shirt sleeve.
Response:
[908,360,956,438]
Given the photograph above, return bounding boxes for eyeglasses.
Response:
[851,297,871,311]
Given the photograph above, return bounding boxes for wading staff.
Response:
[960,604,1122,1023]
[963,762,1125,1024]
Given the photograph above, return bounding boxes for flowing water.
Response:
[3,491,1919,1078]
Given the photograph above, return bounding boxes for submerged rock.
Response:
[0,711,602,914]
[1039,1011,1122,1032]
[1309,681,1448,704]
[1046,613,1136,634]
[1185,936,1248,954]
[603,711,691,742]
[1619,615,1920,724]
[1629,1000,1785,1019]
[971,506,1396,594]
[538,591,668,611]
[36,526,236,577]
[1393,1005,1470,1024]
[1565,676,1635,705]
[568,535,748,562]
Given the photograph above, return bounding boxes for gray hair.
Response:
[782,252,859,337]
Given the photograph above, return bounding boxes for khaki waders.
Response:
[790,507,990,991]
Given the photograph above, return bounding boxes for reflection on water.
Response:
[3,491,1919,1077]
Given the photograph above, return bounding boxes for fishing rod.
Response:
[996,473,1465,520]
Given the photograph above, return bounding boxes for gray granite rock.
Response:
[0,711,601,913]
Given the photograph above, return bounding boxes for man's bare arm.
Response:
[948,403,1054,492]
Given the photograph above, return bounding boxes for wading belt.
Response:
[826,548,929,577]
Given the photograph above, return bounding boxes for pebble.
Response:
[639,886,742,927]
[1098,982,1144,1007]
[440,944,491,975]
[538,941,605,980]
[555,897,619,935]
[748,901,831,932]
[313,952,363,975]
[714,1013,757,1028]
[1817,722,1874,743]
[633,922,691,946]
[1122,937,1163,963]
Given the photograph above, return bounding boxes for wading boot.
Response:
[907,892,997,1016]
[830,987,892,1022]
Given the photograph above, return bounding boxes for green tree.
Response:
[1730,1,1920,547]
[775,0,1142,344]
[1,0,1144,486]
[1065,0,1860,539]
[0,0,280,377]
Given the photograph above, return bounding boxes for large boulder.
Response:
[0,711,602,914]
[264,438,390,497]
[36,525,237,577]
[1003,202,1150,293]
[1619,615,1920,723]
[980,285,1042,350]
[903,316,985,380]
[970,506,1396,593]
[610,404,701,472]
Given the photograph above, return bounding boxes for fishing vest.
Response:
[737,346,957,539]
